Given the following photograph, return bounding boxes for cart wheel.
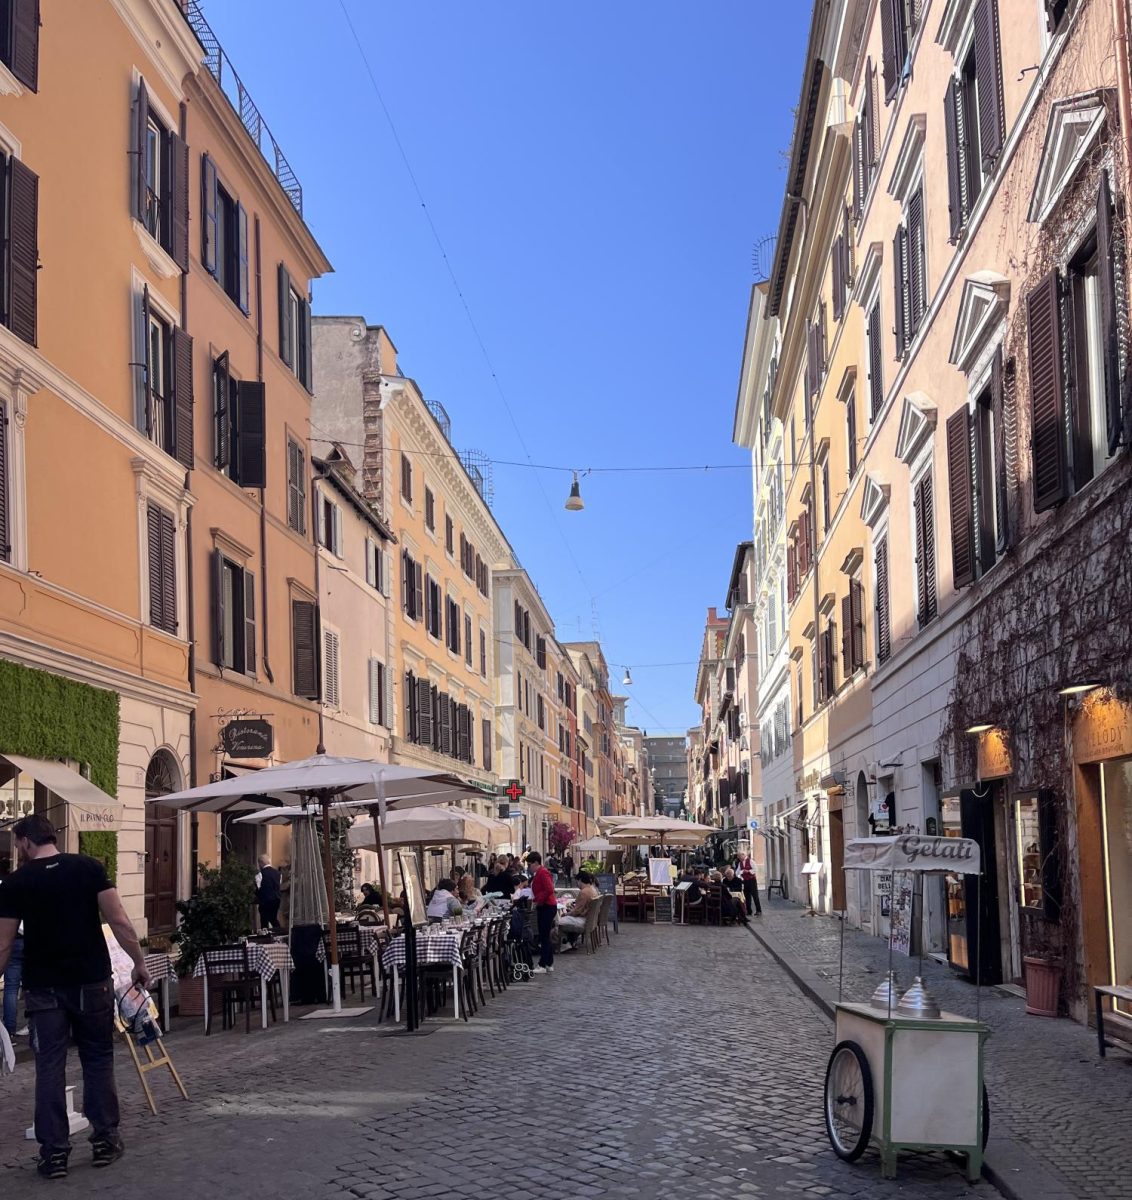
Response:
[824,1040,874,1162]
[981,1083,990,1150]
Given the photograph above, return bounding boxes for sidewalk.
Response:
[748,899,1132,1200]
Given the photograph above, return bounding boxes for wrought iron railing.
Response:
[178,0,304,216]
[424,398,451,440]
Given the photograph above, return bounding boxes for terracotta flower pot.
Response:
[1023,955,1061,1017]
[174,973,205,1017]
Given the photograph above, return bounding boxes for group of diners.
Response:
[678,863,762,925]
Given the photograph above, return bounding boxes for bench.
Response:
[1093,984,1132,1057]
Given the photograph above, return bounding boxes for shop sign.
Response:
[220,719,274,759]
[1074,695,1132,764]
[976,727,1013,779]
[70,799,123,832]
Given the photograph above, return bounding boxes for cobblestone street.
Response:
[0,923,989,1199]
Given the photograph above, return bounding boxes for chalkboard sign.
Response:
[595,873,616,895]
[653,894,673,923]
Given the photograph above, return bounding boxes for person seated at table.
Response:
[457,873,482,907]
[426,879,461,922]
[484,859,516,898]
[719,867,748,925]
[558,871,600,949]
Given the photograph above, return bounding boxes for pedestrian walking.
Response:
[738,852,762,916]
[562,850,574,884]
[528,851,557,974]
[255,854,282,932]
[0,814,151,1179]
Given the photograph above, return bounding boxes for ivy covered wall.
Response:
[0,659,120,879]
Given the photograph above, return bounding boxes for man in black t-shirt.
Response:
[0,814,150,1180]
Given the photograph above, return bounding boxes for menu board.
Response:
[648,857,673,886]
[888,873,914,956]
[653,894,673,923]
[594,873,616,895]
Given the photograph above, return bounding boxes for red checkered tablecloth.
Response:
[191,942,293,980]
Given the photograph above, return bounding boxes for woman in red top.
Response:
[528,852,557,973]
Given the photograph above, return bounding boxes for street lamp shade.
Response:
[565,471,584,511]
[622,667,633,686]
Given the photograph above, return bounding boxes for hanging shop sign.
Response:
[1074,694,1132,764]
[220,719,274,759]
[976,727,1013,779]
[70,799,124,832]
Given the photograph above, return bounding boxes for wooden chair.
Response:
[201,945,275,1035]
[329,926,376,1001]
[596,893,613,946]
[705,884,723,927]
[765,875,788,899]
[619,881,644,922]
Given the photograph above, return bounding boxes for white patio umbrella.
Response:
[150,756,480,1014]
[574,836,615,854]
[605,816,716,843]
[345,805,509,852]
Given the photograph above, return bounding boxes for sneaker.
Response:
[36,1151,69,1180]
[91,1136,125,1169]
[531,966,548,974]
[546,966,554,973]
[15,1026,29,1037]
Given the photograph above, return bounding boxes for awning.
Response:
[843,835,981,875]
[0,755,123,831]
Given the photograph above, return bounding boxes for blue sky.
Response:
[205,1,808,734]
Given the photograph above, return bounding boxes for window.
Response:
[537,693,545,731]
[136,291,194,467]
[209,352,265,485]
[864,298,884,420]
[400,453,413,505]
[364,538,385,593]
[482,718,493,772]
[912,471,937,626]
[1,0,39,91]
[819,448,832,534]
[322,628,340,708]
[536,635,547,670]
[201,155,248,313]
[133,81,188,268]
[831,211,853,322]
[853,61,877,215]
[846,388,859,480]
[805,304,827,410]
[424,487,435,532]
[318,497,342,556]
[368,659,391,727]
[146,503,176,635]
[464,612,473,666]
[795,662,804,728]
[894,184,927,359]
[841,577,866,677]
[880,0,922,103]
[277,264,313,390]
[0,151,36,346]
[1045,0,1074,35]
[446,596,461,655]
[211,551,255,674]
[1028,174,1126,511]
[874,534,892,664]
[292,598,319,699]
[401,550,423,621]
[287,439,306,534]
[480,629,487,676]
[445,513,454,554]
[944,2,1005,241]
[425,574,442,639]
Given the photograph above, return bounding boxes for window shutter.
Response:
[237,203,250,314]
[841,594,853,679]
[277,264,293,367]
[133,79,149,223]
[300,297,313,391]
[368,659,380,723]
[0,401,9,561]
[171,326,194,469]
[292,599,319,699]
[946,409,975,588]
[991,348,1011,552]
[832,238,844,322]
[850,577,865,669]
[211,549,225,666]
[916,476,938,624]
[364,538,375,587]
[439,693,452,756]
[235,381,266,488]
[7,157,38,346]
[169,131,189,271]
[973,0,1005,170]
[944,79,964,242]
[853,117,864,218]
[880,0,900,102]
[147,505,166,631]
[323,629,339,707]
[875,537,891,663]
[414,561,423,621]
[1026,270,1068,512]
[907,189,926,333]
[381,550,392,599]
[383,663,394,730]
[787,540,797,603]
[201,154,218,275]
[140,284,153,436]
[864,62,876,183]
[846,390,858,478]
[893,226,907,359]
[416,677,433,745]
[243,569,256,675]
[213,352,230,471]
[9,0,39,92]
[1095,172,1123,454]
[868,301,884,418]
[332,503,342,556]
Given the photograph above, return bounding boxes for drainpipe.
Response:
[1114,0,1132,196]
[312,469,326,755]
[253,216,274,684]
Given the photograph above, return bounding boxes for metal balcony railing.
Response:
[179,0,304,216]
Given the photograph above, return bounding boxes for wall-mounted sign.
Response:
[220,719,274,759]
[746,817,760,831]
[70,800,123,832]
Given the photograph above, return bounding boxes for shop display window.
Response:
[1101,760,1132,1016]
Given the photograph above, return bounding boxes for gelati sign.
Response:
[220,719,274,759]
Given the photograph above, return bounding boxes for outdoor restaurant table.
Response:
[143,951,174,1032]
[191,941,293,1031]
[382,928,465,1022]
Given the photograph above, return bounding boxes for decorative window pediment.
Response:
[935,0,977,55]
[948,271,1010,374]
[895,392,937,465]
[1028,92,1107,225]
[837,365,857,403]
[854,241,883,305]
[840,547,864,575]
[888,114,927,203]
[859,473,890,530]
[819,592,836,617]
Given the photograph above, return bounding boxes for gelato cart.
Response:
[824,835,989,1182]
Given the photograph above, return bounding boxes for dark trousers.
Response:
[743,877,762,915]
[258,899,282,931]
[536,904,556,968]
[25,978,120,1155]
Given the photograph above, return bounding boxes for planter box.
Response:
[174,973,205,1017]
[1023,955,1062,1017]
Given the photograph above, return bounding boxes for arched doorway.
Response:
[144,750,181,934]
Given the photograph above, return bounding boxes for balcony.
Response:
[179,0,304,216]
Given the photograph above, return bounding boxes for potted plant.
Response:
[171,861,255,1015]
[1020,910,1063,1018]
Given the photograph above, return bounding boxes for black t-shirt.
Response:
[0,853,113,988]
[485,870,515,898]
[257,865,281,902]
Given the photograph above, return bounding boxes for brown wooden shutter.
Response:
[147,504,176,634]
[832,238,844,322]
[841,594,853,679]
[277,264,293,367]
[847,390,858,478]
[907,188,926,333]
[946,408,975,588]
[1027,269,1068,512]
[880,0,900,102]
[292,599,319,699]
[973,0,1005,170]
[9,0,39,92]
[243,569,256,675]
[991,348,1011,552]
[236,203,250,314]
[944,79,964,242]
[850,577,865,668]
[235,380,266,487]
[865,63,877,182]
[875,537,891,663]
[201,154,218,274]
[787,539,797,603]
[7,157,37,346]
[853,117,864,218]
[416,677,433,745]
[133,79,149,224]
[0,401,9,562]
[439,691,452,756]
[211,549,225,666]
[893,226,907,359]
[171,326,194,469]
[868,301,884,417]
[300,296,313,391]
[1095,172,1123,454]
[168,131,190,272]
[916,476,938,623]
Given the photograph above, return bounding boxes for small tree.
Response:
[548,820,577,857]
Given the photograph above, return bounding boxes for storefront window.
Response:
[0,772,36,878]
[1101,760,1132,1016]
[1015,796,1044,910]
